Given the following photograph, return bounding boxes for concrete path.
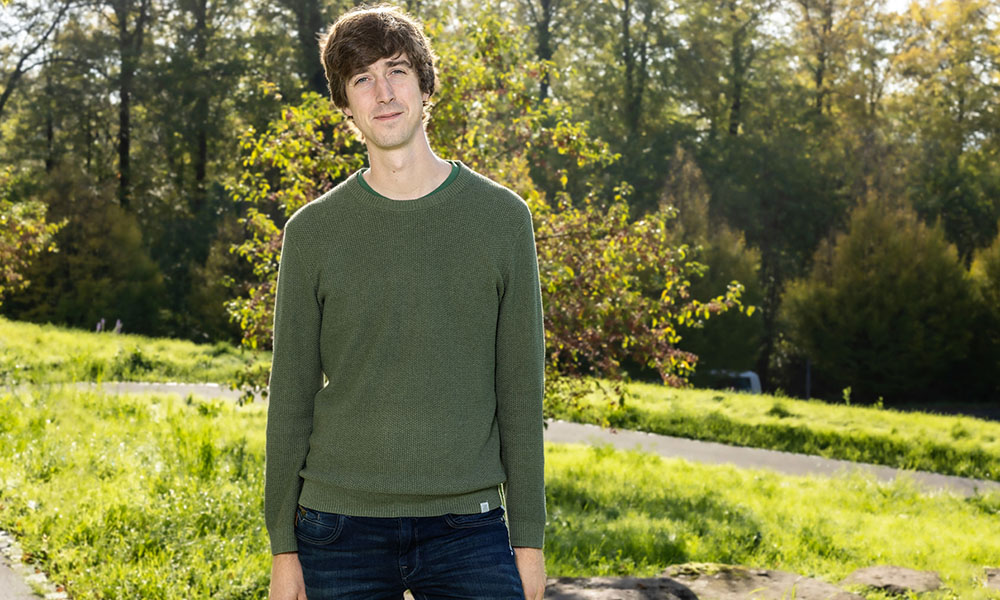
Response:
[2,382,998,598]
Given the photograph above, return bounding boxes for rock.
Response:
[544,576,698,599]
[840,566,941,595]
[665,563,863,600]
[985,568,1000,591]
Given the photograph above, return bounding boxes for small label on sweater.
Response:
[480,501,490,513]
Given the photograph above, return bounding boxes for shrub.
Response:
[781,199,976,404]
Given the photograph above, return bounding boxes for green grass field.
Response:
[0,316,269,385]
[550,379,1000,481]
[1,385,998,599]
[4,315,999,482]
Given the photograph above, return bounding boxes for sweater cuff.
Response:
[269,528,299,556]
[508,519,545,549]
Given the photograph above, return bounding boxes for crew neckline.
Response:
[353,160,468,211]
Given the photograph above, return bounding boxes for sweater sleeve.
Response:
[264,225,324,555]
[495,214,547,549]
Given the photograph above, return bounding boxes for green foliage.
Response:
[967,234,1000,398]
[0,167,64,305]
[1,166,167,334]
[781,199,977,404]
[535,183,745,386]
[658,147,764,376]
[225,86,364,350]
[547,380,1000,482]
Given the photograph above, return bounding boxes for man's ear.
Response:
[343,106,353,118]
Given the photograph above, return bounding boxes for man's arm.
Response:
[269,552,307,600]
[514,547,546,600]
[494,209,547,549]
[265,225,324,556]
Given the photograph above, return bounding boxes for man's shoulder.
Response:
[285,175,359,231]
[458,163,532,224]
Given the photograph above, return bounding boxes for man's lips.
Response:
[374,112,402,121]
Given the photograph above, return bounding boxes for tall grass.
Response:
[2,385,998,598]
[0,316,268,385]
[0,386,269,598]
[550,380,1000,481]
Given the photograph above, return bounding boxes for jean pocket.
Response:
[294,505,345,545]
[444,507,505,529]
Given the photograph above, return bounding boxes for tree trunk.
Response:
[728,2,745,136]
[191,0,209,214]
[111,0,151,210]
[535,0,553,101]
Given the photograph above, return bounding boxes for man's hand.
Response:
[269,552,308,600]
[513,547,546,600]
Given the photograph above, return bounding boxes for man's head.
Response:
[319,5,438,113]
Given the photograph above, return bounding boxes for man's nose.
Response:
[375,76,395,103]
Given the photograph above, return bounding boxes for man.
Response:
[265,5,547,600]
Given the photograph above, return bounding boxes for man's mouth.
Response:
[374,112,402,121]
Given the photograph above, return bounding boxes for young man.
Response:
[265,5,546,600]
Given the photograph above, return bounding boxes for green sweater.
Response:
[264,161,546,555]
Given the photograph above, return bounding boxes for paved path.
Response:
[2,382,998,598]
[545,420,1000,497]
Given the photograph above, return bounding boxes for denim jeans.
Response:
[294,504,525,599]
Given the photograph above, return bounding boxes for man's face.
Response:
[343,53,430,152]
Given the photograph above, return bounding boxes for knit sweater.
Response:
[264,161,547,555]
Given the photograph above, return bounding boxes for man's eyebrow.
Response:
[385,58,413,68]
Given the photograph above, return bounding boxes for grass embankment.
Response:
[551,380,1000,481]
[1,386,998,599]
[0,316,269,385]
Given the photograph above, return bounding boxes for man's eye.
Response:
[391,69,407,75]
[354,76,370,85]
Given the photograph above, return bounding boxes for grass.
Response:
[545,443,1000,599]
[0,386,269,598]
[549,380,1000,481]
[0,316,269,386]
[2,385,999,599]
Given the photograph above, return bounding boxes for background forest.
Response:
[2,0,999,406]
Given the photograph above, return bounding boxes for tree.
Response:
[0,0,74,123]
[895,0,1000,261]
[658,147,763,377]
[98,0,153,210]
[1,165,164,331]
[781,197,976,403]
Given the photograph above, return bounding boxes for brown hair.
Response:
[319,5,438,111]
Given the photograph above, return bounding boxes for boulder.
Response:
[665,563,863,600]
[544,576,698,599]
[839,566,941,595]
[985,568,1000,591]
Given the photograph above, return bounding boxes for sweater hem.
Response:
[299,479,504,518]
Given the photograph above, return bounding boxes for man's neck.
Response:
[363,139,452,201]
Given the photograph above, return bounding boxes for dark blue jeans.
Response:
[294,504,525,599]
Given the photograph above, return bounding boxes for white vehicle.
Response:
[703,370,762,394]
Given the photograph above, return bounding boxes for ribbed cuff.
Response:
[269,528,299,556]
[508,519,545,549]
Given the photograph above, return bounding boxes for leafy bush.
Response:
[781,199,976,404]
[0,167,64,306]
